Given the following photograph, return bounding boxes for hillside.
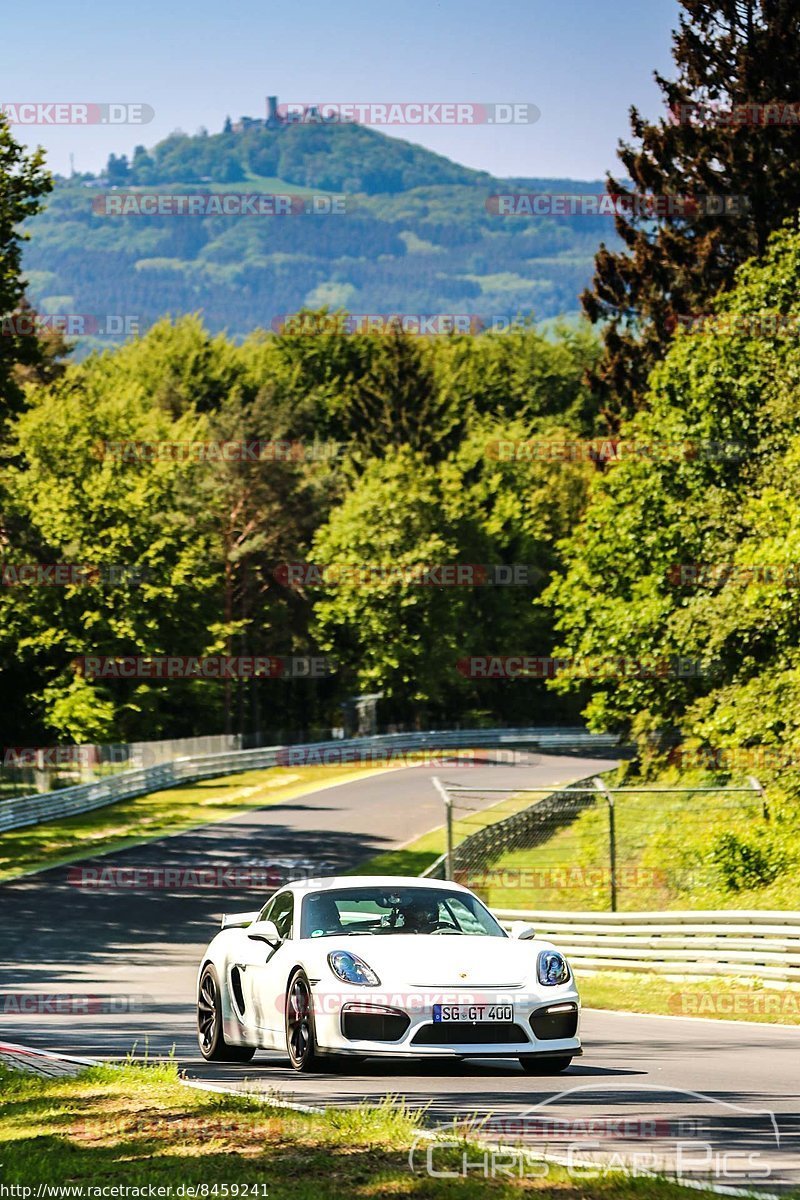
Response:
[22,120,618,349]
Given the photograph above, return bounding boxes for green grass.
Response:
[0,762,397,883]
[579,971,800,1025]
[0,1060,722,1198]
[578,964,800,1022]
[351,828,444,877]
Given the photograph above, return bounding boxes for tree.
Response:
[106,153,130,184]
[310,449,475,720]
[0,113,53,424]
[311,426,593,727]
[131,144,156,184]
[0,354,225,743]
[582,0,800,423]
[549,219,800,781]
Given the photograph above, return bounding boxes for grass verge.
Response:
[579,971,800,1025]
[0,763,397,882]
[0,1059,717,1199]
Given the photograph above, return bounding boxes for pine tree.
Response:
[583,0,800,423]
[0,115,53,427]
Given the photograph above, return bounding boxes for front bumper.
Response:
[311,984,581,1058]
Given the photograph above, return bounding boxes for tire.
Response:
[519,1055,573,1074]
[198,964,256,1062]
[285,969,320,1072]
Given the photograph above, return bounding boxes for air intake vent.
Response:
[530,1002,578,1040]
[342,1007,410,1042]
[231,966,246,1014]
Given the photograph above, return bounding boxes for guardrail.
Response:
[494,909,800,982]
[0,727,620,834]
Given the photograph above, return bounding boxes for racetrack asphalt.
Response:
[1,752,798,1192]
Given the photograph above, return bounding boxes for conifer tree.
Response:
[583,0,800,422]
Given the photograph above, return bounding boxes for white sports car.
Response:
[196,875,581,1072]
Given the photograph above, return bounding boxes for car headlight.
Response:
[328,950,381,986]
[537,949,570,986]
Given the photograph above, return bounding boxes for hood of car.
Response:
[318,934,542,988]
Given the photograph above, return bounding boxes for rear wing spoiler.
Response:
[221,910,260,930]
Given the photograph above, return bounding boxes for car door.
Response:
[239,890,296,1047]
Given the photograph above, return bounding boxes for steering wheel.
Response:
[430,922,460,934]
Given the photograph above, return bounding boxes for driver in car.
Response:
[399,898,444,933]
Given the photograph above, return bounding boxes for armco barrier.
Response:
[0,728,619,834]
[494,908,800,982]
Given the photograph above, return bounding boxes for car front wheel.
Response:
[285,969,320,1072]
[198,964,255,1062]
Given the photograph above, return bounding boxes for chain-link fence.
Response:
[430,774,768,912]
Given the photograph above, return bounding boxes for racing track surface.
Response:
[1,753,798,1191]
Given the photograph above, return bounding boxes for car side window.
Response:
[270,892,294,940]
[258,896,275,923]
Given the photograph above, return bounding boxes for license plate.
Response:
[433,1003,513,1023]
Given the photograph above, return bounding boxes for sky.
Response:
[2,0,682,181]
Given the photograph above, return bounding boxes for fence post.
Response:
[593,775,617,912]
[433,776,453,880]
[748,775,768,822]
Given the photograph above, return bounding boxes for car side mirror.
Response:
[509,921,536,940]
[247,919,282,947]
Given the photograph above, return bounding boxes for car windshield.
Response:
[300,886,506,938]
